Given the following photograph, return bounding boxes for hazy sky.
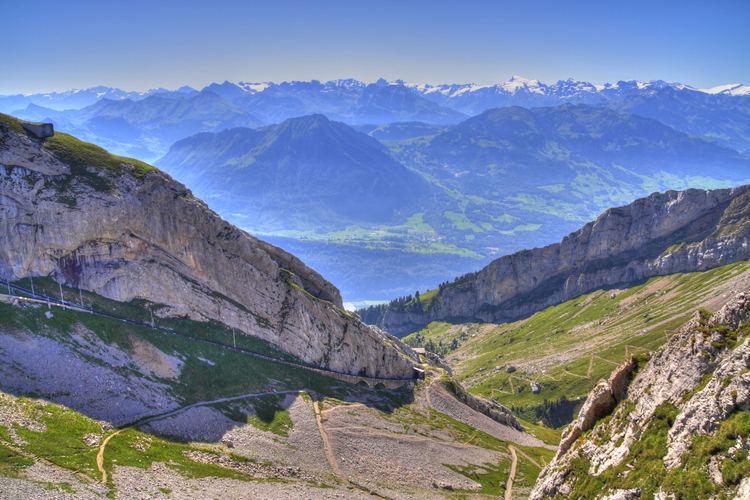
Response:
[2,0,748,94]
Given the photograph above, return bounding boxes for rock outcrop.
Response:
[441,378,522,430]
[557,358,637,456]
[0,114,418,379]
[529,292,750,500]
[381,185,750,335]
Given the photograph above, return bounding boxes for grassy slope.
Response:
[1,113,157,181]
[0,282,383,487]
[2,277,355,402]
[403,260,750,426]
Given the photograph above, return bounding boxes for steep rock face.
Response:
[0,116,417,379]
[529,293,750,500]
[383,186,750,334]
[557,359,637,456]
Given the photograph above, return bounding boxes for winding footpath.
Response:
[96,389,306,483]
[310,396,343,480]
[504,444,518,500]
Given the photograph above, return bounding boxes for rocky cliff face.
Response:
[382,185,750,335]
[0,115,418,379]
[529,292,750,500]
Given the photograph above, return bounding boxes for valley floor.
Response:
[0,288,555,499]
[0,381,553,499]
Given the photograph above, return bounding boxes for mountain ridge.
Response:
[0,113,418,379]
[5,76,745,113]
[367,185,750,335]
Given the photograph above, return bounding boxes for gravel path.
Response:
[505,445,518,500]
[312,396,342,479]
[0,321,556,498]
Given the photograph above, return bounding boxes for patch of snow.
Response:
[197,357,216,366]
[499,76,546,94]
[238,82,270,93]
[670,83,697,91]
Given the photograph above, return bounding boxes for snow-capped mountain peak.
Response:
[698,83,750,96]
[324,78,367,88]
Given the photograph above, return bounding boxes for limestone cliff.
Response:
[0,114,418,379]
[529,292,750,500]
[382,185,750,335]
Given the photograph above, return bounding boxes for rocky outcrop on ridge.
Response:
[0,114,418,379]
[529,292,750,500]
[381,185,750,335]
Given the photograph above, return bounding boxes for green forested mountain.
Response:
[389,104,749,209]
[157,114,433,231]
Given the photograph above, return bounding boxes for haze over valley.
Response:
[3,1,750,498]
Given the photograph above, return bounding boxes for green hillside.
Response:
[402,260,750,427]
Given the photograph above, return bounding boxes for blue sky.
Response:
[2,0,748,94]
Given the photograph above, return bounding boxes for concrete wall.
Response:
[20,121,54,139]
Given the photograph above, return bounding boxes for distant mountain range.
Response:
[388,103,750,247]
[390,104,749,202]
[9,91,263,162]
[4,76,749,154]
[4,76,749,299]
[4,77,747,114]
[0,85,199,112]
[405,76,750,110]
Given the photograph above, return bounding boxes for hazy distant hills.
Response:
[0,85,198,113]
[5,81,465,161]
[154,104,750,298]
[229,80,467,126]
[607,87,750,153]
[351,83,467,125]
[408,78,750,152]
[6,76,749,160]
[394,104,750,191]
[76,91,263,146]
[156,114,433,231]
[380,104,750,253]
[10,91,263,162]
